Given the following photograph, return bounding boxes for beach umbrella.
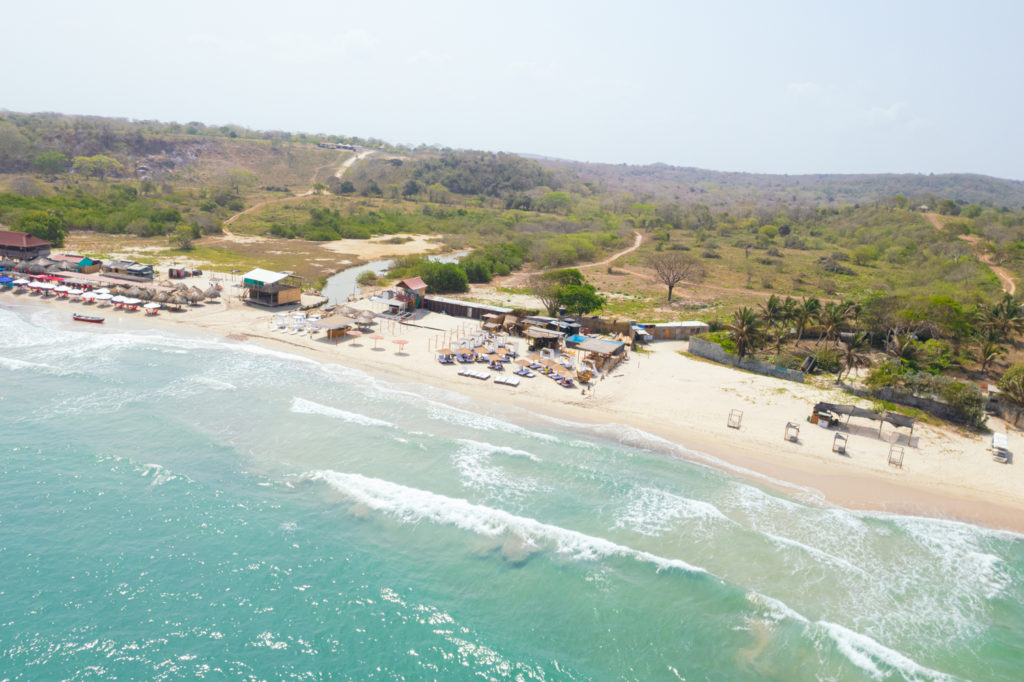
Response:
[110,285,127,295]
[12,278,29,285]
[68,289,84,297]
[437,347,453,355]
[111,295,126,303]
[125,286,142,298]
[137,288,154,301]
[0,259,15,270]
[157,279,173,288]
[392,339,409,353]
[144,302,161,309]
[341,304,359,317]
[96,293,113,305]
[488,354,503,362]
[356,310,376,324]
[122,297,141,306]
[347,329,363,344]
[370,334,384,349]
[174,282,190,292]
[153,291,170,303]
[95,288,110,295]
[54,285,70,293]
[515,358,531,367]
[185,289,204,305]
[80,291,97,302]
[204,286,221,299]
[169,292,188,307]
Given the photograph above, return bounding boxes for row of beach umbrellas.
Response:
[6,279,221,305]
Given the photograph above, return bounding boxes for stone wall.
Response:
[688,337,805,383]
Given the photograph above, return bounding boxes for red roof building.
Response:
[0,231,51,261]
[396,276,427,308]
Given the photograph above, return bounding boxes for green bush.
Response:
[813,347,842,373]
[698,330,736,354]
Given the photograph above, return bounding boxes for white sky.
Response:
[3,0,1022,178]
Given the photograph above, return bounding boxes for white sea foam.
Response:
[454,439,541,462]
[818,621,957,681]
[451,441,542,501]
[614,487,732,536]
[0,354,75,376]
[290,397,394,428]
[426,403,558,441]
[302,470,706,573]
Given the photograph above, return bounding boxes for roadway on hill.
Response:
[924,212,1016,295]
[220,149,375,242]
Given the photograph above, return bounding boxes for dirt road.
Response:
[221,149,375,240]
[924,212,1016,295]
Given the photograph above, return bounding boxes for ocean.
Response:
[1,301,1022,681]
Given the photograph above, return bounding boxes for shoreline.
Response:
[7,287,1024,534]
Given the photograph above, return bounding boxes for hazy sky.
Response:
[3,1,1022,178]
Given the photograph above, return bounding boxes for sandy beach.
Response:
[7,283,1024,533]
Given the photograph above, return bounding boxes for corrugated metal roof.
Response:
[243,268,289,285]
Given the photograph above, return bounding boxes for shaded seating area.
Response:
[812,402,915,441]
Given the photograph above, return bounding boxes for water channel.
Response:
[323,252,466,304]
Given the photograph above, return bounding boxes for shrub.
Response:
[813,347,842,374]
[939,381,986,429]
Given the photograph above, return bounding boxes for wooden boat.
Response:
[72,313,105,324]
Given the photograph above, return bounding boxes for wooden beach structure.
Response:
[242,268,302,307]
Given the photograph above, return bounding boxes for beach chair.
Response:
[832,433,848,455]
[784,422,800,443]
[727,409,743,429]
[888,445,904,468]
[991,433,1010,463]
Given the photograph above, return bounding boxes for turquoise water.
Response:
[1,301,1022,681]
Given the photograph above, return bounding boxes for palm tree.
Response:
[980,294,1024,343]
[885,329,918,365]
[760,294,784,357]
[977,331,1006,373]
[840,331,872,381]
[728,306,763,360]
[818,302,852,346]
[794,297,821,343]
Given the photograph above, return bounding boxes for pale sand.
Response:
[10,286,1024,533]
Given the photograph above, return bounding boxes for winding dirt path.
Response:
[495,231,644,288]
[924,212,1016,295]
[220,149,375,241]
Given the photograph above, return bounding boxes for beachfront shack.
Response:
[396,277,427,308]
[422,295,511,320]
[242,268,302,307]
[310,314,355,340]
[638,321,709,340]
[0,230,51,261]
[102,259,155,280]
[577,337,627,372]
[50,254,102,274]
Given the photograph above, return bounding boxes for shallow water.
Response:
[1,302,1021,680]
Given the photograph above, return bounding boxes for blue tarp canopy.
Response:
[0,276,13,284]
[567,334,589,344]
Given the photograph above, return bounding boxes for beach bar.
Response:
[242,268,302,307]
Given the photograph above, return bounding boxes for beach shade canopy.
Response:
[186,289,204,304]
[138,288,154,301]
[157,279,173,288]
[80,290,97,299]
[204,287,221,299]
[169,292,188,307]
[110,285,127,295]
[95,288,110,295]
[126,286,143,298]
[144,302,161,309]
[437,347,453,355]
[346,330,363,343]
[68,289,84,297]
[174,282,190,291]
[153,291,170,303]
[356,310,376,322]
[340,305,359,317]
[122,297,141,306]
[515,358,531,367]
[54,285,70,293]
[96,293,113,301]
[392,339,409,352]
[488,354,503,362]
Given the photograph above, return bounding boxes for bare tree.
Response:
[646,252,704,301]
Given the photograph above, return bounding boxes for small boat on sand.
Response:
[73,313,104,324]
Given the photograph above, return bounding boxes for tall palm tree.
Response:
[794,296,821,343]
[980,294,1024,343]
[818,301,852,346]
[760,294,783,357]
[977,330,1005,373]
[728,306,763,360]
[886,329,918,365]
[840,331,872,381]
